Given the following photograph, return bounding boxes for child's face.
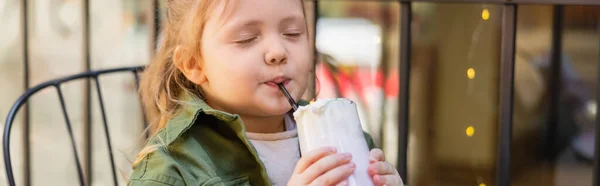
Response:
[199,0,311,116]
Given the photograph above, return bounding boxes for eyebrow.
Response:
[239,20,263,28]
[221,19,261,33]
[224,14,305,30]
[280,15,304,25]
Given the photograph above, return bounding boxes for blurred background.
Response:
[0,0,599,186]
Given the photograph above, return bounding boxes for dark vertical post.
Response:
[142,0,160,139]
[82,0,92,185]
[593,14,600,186]
[149,0,160,53]
[154,0,160,41]
[547,5,563,162]
[378,2,392,145]
[497,3,517,186]
[19,0,31,185]
[397,0,411,183]
[313,0,319,98]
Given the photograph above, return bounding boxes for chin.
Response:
[256,101,293,116]
[263,105,292,115]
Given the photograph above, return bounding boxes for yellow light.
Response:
[479,183,487,186]
[466,126,475,137]
[482,9,490,20]
[467,68,476,79]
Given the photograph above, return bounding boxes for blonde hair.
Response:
[133,0,308,168]
[133,0,228,168]
[140,0,226,133]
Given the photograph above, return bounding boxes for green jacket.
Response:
[128,95,377,186]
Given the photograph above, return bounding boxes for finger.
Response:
[310,163,356,186]
[335,179,350,186]
[295,146,337,173]
[373,175,403,186]
[370,149,385,162]
[303,153,353,182]
[368,162,395,176]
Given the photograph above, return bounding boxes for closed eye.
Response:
[284,32,302,37]
[235,37,257,44]
[283,29,304,38]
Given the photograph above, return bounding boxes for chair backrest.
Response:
[3,66,145,186]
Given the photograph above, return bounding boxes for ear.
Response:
[173,46,207,85]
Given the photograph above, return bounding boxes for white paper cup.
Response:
[294,98,374,186]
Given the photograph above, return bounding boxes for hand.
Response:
[368,149,404,186]
[288,147,356,186]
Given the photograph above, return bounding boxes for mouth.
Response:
[264,76,291,87]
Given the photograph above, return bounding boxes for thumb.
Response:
[370,148,385,162]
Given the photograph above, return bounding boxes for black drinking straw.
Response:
[278,83,298,111]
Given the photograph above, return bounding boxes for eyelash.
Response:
[235,37,257,44]
[284,32,302,37]
[234,31,303,45]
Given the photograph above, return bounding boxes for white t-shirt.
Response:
[246,115,300,186]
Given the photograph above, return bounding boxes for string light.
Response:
[482,9,490,20]
[466,126,475,137]
[467,68,476,79]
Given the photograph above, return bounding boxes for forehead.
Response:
[211,0,305,27]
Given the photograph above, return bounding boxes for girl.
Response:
[129,0,403,185]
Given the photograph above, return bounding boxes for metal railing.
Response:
[3,66,145,186]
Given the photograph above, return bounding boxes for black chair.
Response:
[3,66,145,186]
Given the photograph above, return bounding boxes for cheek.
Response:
[204,64,254,101]
[204,50,261,90]
[289,45,312,92]
[290,43,313,75]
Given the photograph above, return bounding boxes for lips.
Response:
[264,76,291,87]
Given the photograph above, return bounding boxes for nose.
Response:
[264,37,288,65]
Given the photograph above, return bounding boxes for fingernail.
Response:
[342,153,352,160]
[373,175,382,184]
[339,180,349,186]
[330,147,337,152]
[349,163,356,169]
